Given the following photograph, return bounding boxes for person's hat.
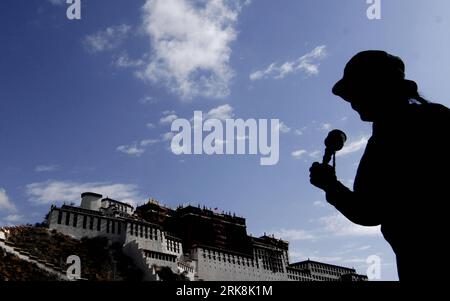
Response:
[332,50,408,100]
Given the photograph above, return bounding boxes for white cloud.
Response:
[116,143,145,156]
[35,165,59,172]
[292,149,307,159]
[341,258,368,264]
[320,123,332,131]
[318,214,381,237]
[294,129,304,136]
[335,244,372,255]
[308,150,322,159]
[250,45,327,81]
[117,138,160,156]
[274,213,380,248]
[140,139,159,146]
[288,251,305,261]
[114,53,145,68]
[291,149,324,160]
[140,0,248,99]
[84,24,131,53]
[272,229,316,241]
[139,96,157,105]
[337,136,369,157]
[26,181,141,207]
[4,214,24,223]
[313,200,326,208]
[205,104,234,120]
[277,122,291,134]
[47,0,64,5]
[162,132,175,142]
[0,188,16,212]
[146,123,156,129]
[162,110,176,116]
[356,245,371,251]
[160,114,178,125]
[189,104,234,127]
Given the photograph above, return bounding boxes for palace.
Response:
[46,192,367,281]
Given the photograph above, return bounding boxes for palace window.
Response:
[73,214,78,227]
[65,212,70,226]
[89,217,94,230]
[82,215,87,229]
[97,218,101,231]
[57,210,63,224]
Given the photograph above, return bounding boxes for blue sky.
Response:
[1,0,450,281]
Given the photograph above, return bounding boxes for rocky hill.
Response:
[0,226,143,281]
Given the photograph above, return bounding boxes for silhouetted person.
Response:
[309,50,450,281]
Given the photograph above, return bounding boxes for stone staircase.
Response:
[0,234,70,280]
[122,241,160,281]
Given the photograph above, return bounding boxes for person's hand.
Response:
[309,162,338,191]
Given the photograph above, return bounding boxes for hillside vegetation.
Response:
[1,226,143,281]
